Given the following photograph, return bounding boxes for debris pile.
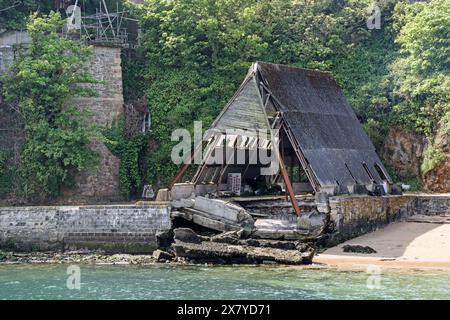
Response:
[164,228,315,265]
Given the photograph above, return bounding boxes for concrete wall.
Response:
[0,203,171,253]
[0,45,15,74]
[0,31,30,46]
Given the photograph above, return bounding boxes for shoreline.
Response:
[2,251,450,272]
[313,254,450,271]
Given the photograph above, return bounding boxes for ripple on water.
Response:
[0,264,449,300]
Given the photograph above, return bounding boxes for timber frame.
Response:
[168,61,393,216]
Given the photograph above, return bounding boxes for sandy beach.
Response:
[314,219,450,271]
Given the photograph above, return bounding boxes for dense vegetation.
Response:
[1,12,98,202]
[130,0,448,188]
[1,0,448,200]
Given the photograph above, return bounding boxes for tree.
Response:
[130,0,390,186]
[389,0,450,137]
[0,0,54,30]
[2,12,98,202]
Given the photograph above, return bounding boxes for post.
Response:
[274,131,300,216]
[168,141,204,190]
[278,154,301,216]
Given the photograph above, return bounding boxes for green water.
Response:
[0,264,449,300]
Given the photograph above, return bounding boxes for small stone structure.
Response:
[0,203,171,252]
[71,45,124,202]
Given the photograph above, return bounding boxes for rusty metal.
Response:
[277,150,301,216]
[168,141,205,190]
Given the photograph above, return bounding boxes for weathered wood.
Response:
[278,150,302,216]
[168,141,205,190]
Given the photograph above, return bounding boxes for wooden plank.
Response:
[168,141,205,190]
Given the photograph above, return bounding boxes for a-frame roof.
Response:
[201,61,392,192]
[255,61,391,189]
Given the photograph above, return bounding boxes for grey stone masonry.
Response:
[1,32,125,203]
[0,203,171,252]
[72,45,124,201]
[414,195,450,215]
[326,194,450,246]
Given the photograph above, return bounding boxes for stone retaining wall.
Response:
[415,196,450,215]
[327,195,450,244]
[0,203,171,253]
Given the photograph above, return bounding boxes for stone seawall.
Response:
[415,195,450,215]
[327,195,449,245]
[0,203,171,253]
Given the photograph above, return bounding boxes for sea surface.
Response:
[0,264,449,300]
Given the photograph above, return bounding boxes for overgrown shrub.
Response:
[1,12,98,202]
[421,145,445,176]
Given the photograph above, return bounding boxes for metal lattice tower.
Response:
[64,0,138,48]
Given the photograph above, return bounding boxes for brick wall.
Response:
[0,203,171,252]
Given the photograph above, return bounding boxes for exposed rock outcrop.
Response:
[382,128,449,192]
[423,129,450,192]
[382,128,426,180]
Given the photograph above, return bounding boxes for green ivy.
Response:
[421,145,445,176]
[1,12,99,202]
[103,119,148,199]
[0,151,13,196]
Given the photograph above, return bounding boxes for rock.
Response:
[297,210,327,236]
[300,249,315,264]
[210,231,240,245]
[156,230,174,249]
[173,228,206,244]
[152,249,174,262]
[342,244,377,254]
[423,128,450,192]
[171,240,314,265]
[382,128,426,180]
